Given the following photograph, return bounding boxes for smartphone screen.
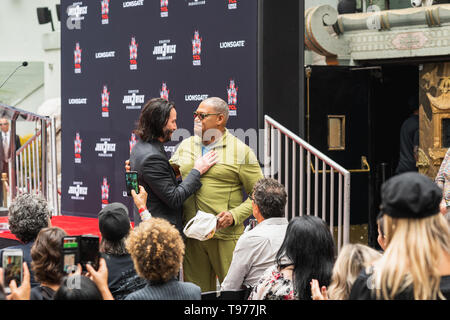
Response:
[79,235,99,271]
[125,171,139,196]
[62,236,79,274]
[2,249,23,293]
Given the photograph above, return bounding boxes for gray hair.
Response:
[252,178,287,219]
[8,193,51,243]
[202,97,229,122]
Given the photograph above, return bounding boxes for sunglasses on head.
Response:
[193,112,221,120]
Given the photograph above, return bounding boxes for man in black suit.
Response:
[0,118,21,206]
[130,98,217,231]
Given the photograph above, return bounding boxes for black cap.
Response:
[98,202,130,241]
[380,172,442,219]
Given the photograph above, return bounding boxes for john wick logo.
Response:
[153,39,176,61]
[95,138,116,157]
[227,79,238,116]
[74,42,82,74]
[101,0,110,24]
[74,132,82,163]
[228,0,237,9]
[101,177,110,208]
[192,30,202,66]
[160,0,168,17]
[101,85,110,117]
[129,133,137,153]
[130,37,138,70]
[123,89,145,110]
[160,82,169,100]
[68,181,88,200]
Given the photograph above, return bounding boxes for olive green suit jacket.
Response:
[170,129,263,240]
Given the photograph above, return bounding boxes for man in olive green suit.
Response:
[170,97,263,292]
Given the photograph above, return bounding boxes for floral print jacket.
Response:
[248,265,296,300]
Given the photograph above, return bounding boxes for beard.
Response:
[161,128,173,142]
[194,121,202,138]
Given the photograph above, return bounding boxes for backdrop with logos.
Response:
[61,0,258,219]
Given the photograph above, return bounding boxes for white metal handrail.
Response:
[264,115,350,252]
[8,117,59,215]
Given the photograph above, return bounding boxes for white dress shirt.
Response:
[220,217,288,291]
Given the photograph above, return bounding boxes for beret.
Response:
[380,172,442,219]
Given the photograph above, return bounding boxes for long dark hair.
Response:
[134,98,175,141]
[276,215,336,300]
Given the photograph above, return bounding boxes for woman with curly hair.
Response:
[30,227,67,300]
[125,218,201,300]
[0,194,51,288]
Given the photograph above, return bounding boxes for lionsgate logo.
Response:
[68,98,87,105]
[192,30,202,66]
[153,39,176,61]
[130,37,138,70]
[160,82,169,100]
[68,181,88,200]
[160,0,168,17]
[228,0,237,9]
[101,85,110,117]
[74,42,82,74]
[101,177,110,208]
[188,0,206,6]
[95,138,116,157]
[74,132,82,163]
[123,0,144,8]
[123,89,145,110]
[185,94,208,102]
[219,40,245,49]
[67,2,88,23]
[101,0,110,24]
[95,50,115,59]
[227,79,238,116]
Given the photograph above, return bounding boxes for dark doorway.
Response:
[306,64,419,248]
[369,64,419,248]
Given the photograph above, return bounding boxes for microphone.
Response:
[0,61,28,90]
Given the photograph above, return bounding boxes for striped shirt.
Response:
[124,278,201,300]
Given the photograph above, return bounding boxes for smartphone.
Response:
[62,236,80,274]
[79,235,100,272]
[61,235,100,273]
[2,249,23,294]
[125,171,139,196]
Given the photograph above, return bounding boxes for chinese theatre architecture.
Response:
[304,3,450,247]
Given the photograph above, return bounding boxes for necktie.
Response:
[3,134,9,160]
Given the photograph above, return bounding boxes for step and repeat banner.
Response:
[61,0,258,219]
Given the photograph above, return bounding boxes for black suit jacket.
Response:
[130,139,202,231]
[0,133,21,172]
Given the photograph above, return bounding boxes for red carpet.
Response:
[0,215,109,241]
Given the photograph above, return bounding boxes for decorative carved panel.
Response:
[419,62,450,179]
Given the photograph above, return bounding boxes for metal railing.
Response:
[264,115,350,252]
[8,116,59,216]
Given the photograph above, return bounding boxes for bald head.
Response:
[201,97,229,123]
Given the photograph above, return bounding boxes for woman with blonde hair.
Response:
[311,244,381,300]
[349,172,450,300]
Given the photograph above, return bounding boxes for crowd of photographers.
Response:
[0,172,449,300]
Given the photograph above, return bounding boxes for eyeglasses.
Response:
[0,123,8,126]
[193,112,221,120]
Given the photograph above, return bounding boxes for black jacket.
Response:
[130,139,201,231]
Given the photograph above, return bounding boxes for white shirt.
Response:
[220,217,288,291]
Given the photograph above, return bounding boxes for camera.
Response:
[61,235,100,273]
